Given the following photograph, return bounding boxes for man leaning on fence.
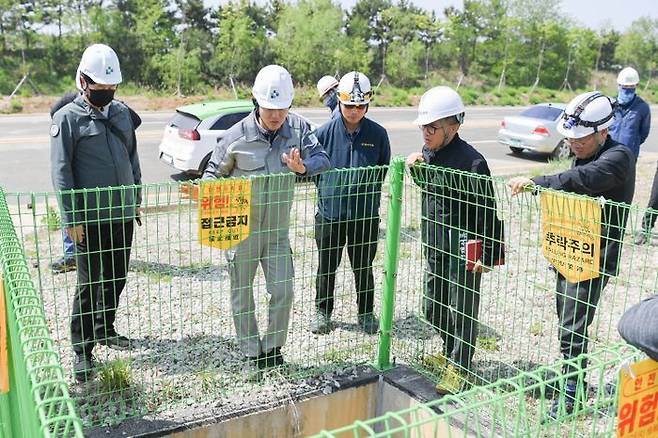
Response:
[50,44,142,382]
[203,65,330,370]
[508,91,636,419]
[311,71,391,335]
[406,86,505,395]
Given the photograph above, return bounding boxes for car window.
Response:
[520,106,564,121]
[210,112,250,131]
[170,112,200,129]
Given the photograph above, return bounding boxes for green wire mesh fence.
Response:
[1,158,657,435]
[393,162,658,391]
[312,343,640,438]
[4,167,392,430]
[0,188,83,438]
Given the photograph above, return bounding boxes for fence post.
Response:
[376,157,404,371]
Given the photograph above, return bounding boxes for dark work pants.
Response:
[641,161,658,231]
[71,220,134,356]
[555,273,609,378]
[315,214,379,317]
[423,231,482,371]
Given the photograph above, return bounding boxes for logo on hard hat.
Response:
[270,89,280,99]
[106,66,113,75]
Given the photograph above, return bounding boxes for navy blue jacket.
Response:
[609,95,651,158]
[315,115,391,220]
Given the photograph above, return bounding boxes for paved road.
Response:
[1,106,657,192]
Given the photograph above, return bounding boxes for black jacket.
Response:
[532,136,635,276]
[410,134,504,266]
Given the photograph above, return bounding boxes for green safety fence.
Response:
[393,162,658,392]
[4,166,393,431]
[0,188,83,438]
[2,157,657,434]
[312,343,640,437]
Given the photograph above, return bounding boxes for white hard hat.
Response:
[413,86,465,126]
[557,91,614,139]
[317,75,339,97]
[75,44,122,91]
[252,65,294,109]
[337,71,372,105]
[617,67,640,86]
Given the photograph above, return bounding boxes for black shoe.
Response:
[73,354,96,383]
[546,380,580,420]
[50,257,76,274]
[97,332,132,350]
[259,347,284,369]
[310,311,331,334]
[634,231,649,245]
[358,313,379,335]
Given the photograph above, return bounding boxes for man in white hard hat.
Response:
[50,43,143,382]
[45,91,142,275]
[508,91,635,419]
[611,68,657,245]
[203,65,330,369]
[311,71,391,335]
[316,75,339,113]
[609,67,651,159]
[406,86,504,394]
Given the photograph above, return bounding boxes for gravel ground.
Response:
[8,157,658,435]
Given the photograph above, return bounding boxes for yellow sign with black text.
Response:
[618,358,658,437]
[198,179,251,249]
[540,192,601,283]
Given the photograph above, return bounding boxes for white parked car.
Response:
[158,100,254,175]
[497,103,571,160]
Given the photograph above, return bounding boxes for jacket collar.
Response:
[244,109,293,143]
[74,94,113,120]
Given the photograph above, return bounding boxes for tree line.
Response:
[0,0,657,95]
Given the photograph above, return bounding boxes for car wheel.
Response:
[509,146,524,155]
[198,153,212,175]
[551,140,571,160]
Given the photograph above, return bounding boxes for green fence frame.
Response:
[1,156,656,435]
[0,188,83,438]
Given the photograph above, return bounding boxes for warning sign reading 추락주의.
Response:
[540,191,601,283]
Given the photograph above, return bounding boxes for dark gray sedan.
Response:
[497,103,570,160]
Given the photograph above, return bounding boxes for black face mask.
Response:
[87,89,115,108]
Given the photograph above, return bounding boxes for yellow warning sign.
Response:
[540,191,601,283]
[198,179,251,249]
[618,358,658,437]
[1,274,8,393]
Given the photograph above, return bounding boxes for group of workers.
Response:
[48,43,656,421]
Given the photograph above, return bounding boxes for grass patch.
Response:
[98,359,133,393]
[41,205,61,232]
[477,336,500,351]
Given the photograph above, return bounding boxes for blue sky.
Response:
[205,0,657,32]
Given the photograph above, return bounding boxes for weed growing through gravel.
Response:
[98,359,133,394]
[41,205,61,232]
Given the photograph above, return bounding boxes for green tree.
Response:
[272,0,368,84]
[210,1,269,85]
[615,18,658,80]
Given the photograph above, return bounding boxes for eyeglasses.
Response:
[419,124,441,135]
[565,133,595,147]
[342,103,367,110]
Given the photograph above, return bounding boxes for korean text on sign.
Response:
[198,179,251,249]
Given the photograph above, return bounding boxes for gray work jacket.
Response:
[50,95,142,225]
[202,110,330,230]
